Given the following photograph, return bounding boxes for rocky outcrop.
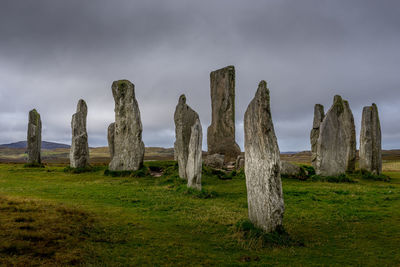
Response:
[70,99,89,168]
[186,118,203,190]
[359,104,382,175]
[107,122,115,160]
[204,153,225,169]
[108,80,145,171]
[27,109,42,165]
[310,104,324,168]
[174,94,200,179]
[207,65,241,162]
[244,81,284,233]
[315,95,356,176]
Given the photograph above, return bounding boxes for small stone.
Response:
[174,94,200,179]
[108,80,145,171]
[280,161,301,177]
[315,95,356,176]
[204,153,225,169]
[186,118,203,190]
[235,155,245,170]
[27,109,42,165]
[70,99,89,168]
[207,65,241,162]
[310,104,324,168]
[244,81,284,233]
[359,104,382,174]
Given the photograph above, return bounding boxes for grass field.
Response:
[0,162,399,266]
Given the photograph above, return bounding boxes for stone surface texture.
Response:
[207,65,241,162]
[244,81,284,233]
[316,95,356,176]
[186,118,203,190]
[359,104,382,174]
[310,104,324,168]
[280,160,301,177]
[107,122,115,160]
[70,99,89,168]
[204,153,225,169]
[27,109,42,165]
[174,94,200,179]
[108,80,145,171]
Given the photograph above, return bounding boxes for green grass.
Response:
[0,162,399,266]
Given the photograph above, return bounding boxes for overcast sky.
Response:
[0,0,399,151]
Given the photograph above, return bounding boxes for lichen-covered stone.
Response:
[70,99,89,168]
[108,80,144,171]
[107,122,115,160]
[204,153,225,169]
[207,65,241,162]
[27,109,42,165]
[186,118,203,190]
[174,94,200,179]
[316,95,356,176]
[310,104,324,168]
[359,104,382,174]
[244,81,284,233]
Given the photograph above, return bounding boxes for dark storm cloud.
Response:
[0,0,399,151]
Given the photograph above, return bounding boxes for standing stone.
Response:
[207,65,241,162]
[70,99,89,168]
[174,94,200,179]
[186,119,203,190]
[203,153,225,169]
[235,154,245,170]
[310,104,324,168]
[244,81,284,233]
[109,80,145,171]
[27,109,42,165]
[316,95,356,176]
[107,122,115,160]
[359,104,382,175]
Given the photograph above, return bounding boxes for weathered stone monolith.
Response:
[204,153,225,169]
[359,104,382,175]
[207,65,241,162]
[280,161,302,177]
[186,118,203,190]
[235,154,245,170]
[310,104,324,168]
[107,122,115,160]
[70,99,89,168]
[174,94,200,179]
[316,95,356,176]
[108,80,145,171]
[27,109,42,165]
[244,81,284,233]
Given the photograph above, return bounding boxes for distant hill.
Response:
[0,141,70,150]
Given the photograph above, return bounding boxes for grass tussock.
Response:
[23,163,45,168]
[104,165,150,177]
[310,174,357,183]
[233,219,304,250]
[0,196,95,266]
[63,165,102,173]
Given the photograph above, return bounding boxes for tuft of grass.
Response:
[310,174,357,183]
[104,165,150,177]
[233,219,303,249]
[24,163,44,168]
[358,170,391,182]
[176,185,218,199]
[64,165,102,174]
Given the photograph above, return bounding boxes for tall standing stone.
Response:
[186,118,203,190]
[107,122,115,160]
[359,104,382,175]
[70,99,89,168]
[207,65,241,162]
[244,81,284,233]
[316,95,356,176]
[310,104,324,168]
[174,94,200,179]
[108,80,145,171]
[27,109,42,165]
